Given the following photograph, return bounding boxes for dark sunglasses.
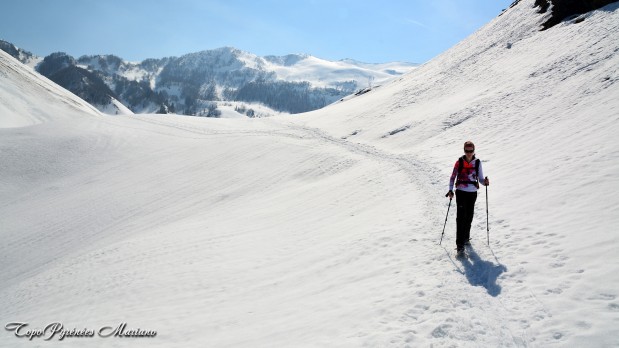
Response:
[464,149,475,153]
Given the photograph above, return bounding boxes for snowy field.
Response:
[1,1,618,347]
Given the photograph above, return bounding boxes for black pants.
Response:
[456,190,477,247]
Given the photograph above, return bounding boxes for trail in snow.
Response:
[133,112,546,346]
[267,119,537,346]
[3,1,619,347]
[1,105,524,347]
[128,114,529,346]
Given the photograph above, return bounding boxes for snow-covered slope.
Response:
[263,54,415,88]
[1,1,618,347]
[283,1,619,345]
[99,97,134,116]
[76,48,418,115]
[0,50,100,128]
[86,49,417,91]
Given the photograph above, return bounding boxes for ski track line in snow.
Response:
[115,114,551,346]
[120,114,305,140]
[87,116,526,346]
[90,111,597,346]
[269,119,553,347]
[2,112,548,346]
[101,117,588,306]
[223,119,532,346]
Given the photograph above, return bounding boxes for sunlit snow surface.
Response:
[1,1,618,346]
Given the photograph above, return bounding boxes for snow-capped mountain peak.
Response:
[0,41,417,116]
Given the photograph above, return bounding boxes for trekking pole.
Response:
[486,185,490,245]
[440,194,452,245]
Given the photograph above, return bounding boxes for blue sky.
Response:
[1,0,512,63]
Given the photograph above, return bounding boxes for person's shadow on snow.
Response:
[457,246,507,297]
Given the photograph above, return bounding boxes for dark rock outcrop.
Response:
[0,40,35,64]
[535,0,617,29]
[38,52,116,107]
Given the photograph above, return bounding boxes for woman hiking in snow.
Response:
[447,141,489,253]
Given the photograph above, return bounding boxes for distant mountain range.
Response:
[0,40,417,117]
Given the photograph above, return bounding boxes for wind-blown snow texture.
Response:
[1,1,618,347]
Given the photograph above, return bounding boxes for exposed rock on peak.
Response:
[535,0,618,29]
